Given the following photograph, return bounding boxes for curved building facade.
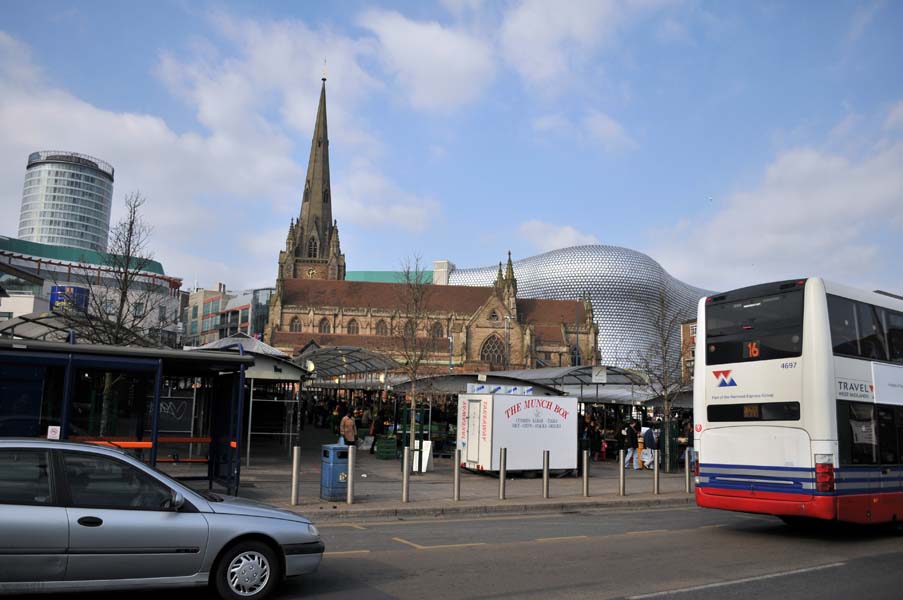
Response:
[17,151,115,253]
[447,245,710,369]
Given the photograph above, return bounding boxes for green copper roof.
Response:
[0,236,166,276]
[345,271,433,284]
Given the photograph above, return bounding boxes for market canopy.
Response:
[491,365,656,405]
[195,332,288,358]
[292,345,399,378]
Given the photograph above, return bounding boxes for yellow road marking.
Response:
[536,535,589,543]
[324,550,371,556]
[392,536,486,551]
[318,523,368,530]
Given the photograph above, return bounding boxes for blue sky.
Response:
[1,0,901,293]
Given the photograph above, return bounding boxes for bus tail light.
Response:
[815,454,835,493]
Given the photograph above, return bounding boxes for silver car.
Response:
[0,439,323,599]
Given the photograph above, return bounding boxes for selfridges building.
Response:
[445,245,711,369]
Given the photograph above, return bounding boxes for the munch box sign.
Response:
[836,378,874,401]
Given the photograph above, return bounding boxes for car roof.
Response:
[0,438,128,455]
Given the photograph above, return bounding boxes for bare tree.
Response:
[394,256,434,470]
[621,288,690,472]
[54,192,177,434]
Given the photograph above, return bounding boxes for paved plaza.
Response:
[167,426,695,522]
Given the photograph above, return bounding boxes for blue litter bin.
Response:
[320,444,349,501]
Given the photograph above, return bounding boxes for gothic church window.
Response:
[347,319,359,335]
[430,322,444,338]
[480,335,506,368]
[489,310,499,321]
[375,320,388,336]
[403,320,415,338]
[290,317,301,332]
[318,318,331,334]
[307,237,319,258]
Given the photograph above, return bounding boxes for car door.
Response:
[0,448,68,582]
[60,450,209,581]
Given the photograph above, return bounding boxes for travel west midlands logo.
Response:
[713,370,737,387]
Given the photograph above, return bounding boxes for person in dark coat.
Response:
[642,425,658,468]
[625,420,640,470]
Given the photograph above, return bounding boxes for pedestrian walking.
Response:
[625,420,640,470]
[642,425,658,469]
[370,410,385,454]
[340,409,357,446]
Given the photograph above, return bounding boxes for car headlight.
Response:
[308,524,319,537]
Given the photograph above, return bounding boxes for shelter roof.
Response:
[0,337,254,376]
[491,365,645,387]
[196,332,288,358]
[293,345,399,378]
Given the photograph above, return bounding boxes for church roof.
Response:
[519,298,587,324]
[280,279,586,323]
[282,279,491,314]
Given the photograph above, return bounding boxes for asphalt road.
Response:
[20,506,903,600]
[284,506,903,600]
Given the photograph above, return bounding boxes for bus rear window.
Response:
[706,290,803,365]
[707,402,800,422]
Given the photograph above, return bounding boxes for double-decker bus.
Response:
[693,278,903,524]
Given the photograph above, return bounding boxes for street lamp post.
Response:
[448,334,453,372]
[504,316,512,369]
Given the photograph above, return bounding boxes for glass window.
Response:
[827,295,859,356]
[480,335,506,367]
[0,450,53,506]
[877,406,899,465]
[62,452,171,510]
[290,317,301,332]
[707,402,800,422]
[430,322,443,338]
[240,308,249,323]
[191,305,198,319]
[886,310,903,364]
[375,320,388,336]
[856,303,887,361]
[837,401,878,465]
[347,319,359,335]
[318,318,331,334]
[706,290,804,365]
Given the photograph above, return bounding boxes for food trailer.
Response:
[457,388,577,472]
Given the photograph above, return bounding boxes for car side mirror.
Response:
[170,490,185,511]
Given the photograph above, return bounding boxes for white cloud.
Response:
[359,10,495,112]
[0,19,444,289]
[532,110,636,152]
[583,110,637,151]
[884,100,903,131]
[500,0,670,88]
[334,162,440,233]
[848,0,886,43]
[517,220,600,252]
[651,142,903,292]
[532,113,574,135]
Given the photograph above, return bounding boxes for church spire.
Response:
[299,78,332,243]
[505,251,517,296]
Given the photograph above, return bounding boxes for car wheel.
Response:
[214,540,282,600]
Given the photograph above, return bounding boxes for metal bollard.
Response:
[582,449,590,497]
[542,450,550,499]
[685,448,694,494]
[290,446,301,506]
[402,447,410,503]
[347,445,355,505]
[454,449,461,501]
[618,449,626,496]
[499,448,507,500]
[653,449,660,495]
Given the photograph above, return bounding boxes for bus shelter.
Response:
[0,338,254,494]
[195,333,308,466]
